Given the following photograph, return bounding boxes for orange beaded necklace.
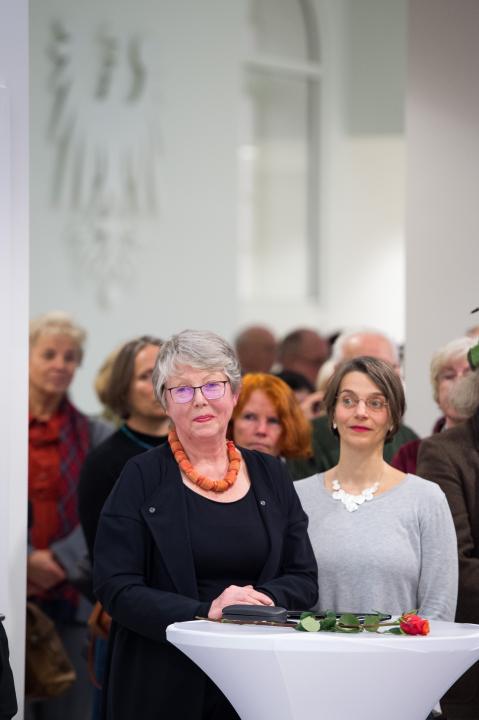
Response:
[168,429,241,493]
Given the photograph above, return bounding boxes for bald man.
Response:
[235,325,277,374]
[333,330,401,372]
[287,329,418,479]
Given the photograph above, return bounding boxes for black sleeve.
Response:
[93,460,207,642]
[78,447,119,561]
[0,622,17,720]
[255,459,318,610]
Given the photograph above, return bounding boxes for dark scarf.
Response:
[56,397,90,540]
[29,398,90,614]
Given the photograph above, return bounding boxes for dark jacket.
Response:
[417,409,479,717]
[78,426,167,560]
[288,414,419,480]
[0,619,17,720]
[391,416,446,475]
[94,444,318,720]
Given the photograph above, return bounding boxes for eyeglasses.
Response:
[337,393,388,412]
[166,380,229,404]
[437,367,470,383]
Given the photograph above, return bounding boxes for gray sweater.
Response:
[295,473,458,620]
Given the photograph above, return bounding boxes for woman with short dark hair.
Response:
[296,356,457,621]
[78,335,167,719]
[78,335,167,560]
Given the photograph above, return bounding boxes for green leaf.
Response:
[363,614,380,632]
[299,616,321,632]
[299,611,315,621]
[384,627,404,635]
[335,625,361,633]
[338,613,360,627]
[325,610,337,619]
[319,616,337,631]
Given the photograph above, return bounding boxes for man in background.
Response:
[235,325,277,374]
[287,328,418,479]
[277,328,330,386]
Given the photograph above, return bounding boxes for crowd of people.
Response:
[2,311,476,720]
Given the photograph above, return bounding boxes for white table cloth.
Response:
[167,619,479,720]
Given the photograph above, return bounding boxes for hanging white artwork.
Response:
[47,19,162,305]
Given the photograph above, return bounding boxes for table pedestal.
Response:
[167,620,479,720]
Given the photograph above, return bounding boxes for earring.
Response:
[333,422,337,430]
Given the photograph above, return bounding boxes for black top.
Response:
[93,444,318,720]
[185,486,269,602]
[78,425,167,559]
[0,621,17,720]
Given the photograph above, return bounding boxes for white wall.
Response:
[30,0,408,414]
[405,0,479,435]
[318,0,407,341]
[239,0,407,341]
[30,0,243,413]
[0,0,29,714]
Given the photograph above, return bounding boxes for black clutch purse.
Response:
[222,605,288,623]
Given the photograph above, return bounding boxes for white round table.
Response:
[167,620,479,720]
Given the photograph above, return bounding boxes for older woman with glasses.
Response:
[392,336,476,474]
[295,356,457,625]
[93,330,317,720]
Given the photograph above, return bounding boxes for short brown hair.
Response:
[231,373,312,458]
[102,336,162,419]
[323,356,405,442]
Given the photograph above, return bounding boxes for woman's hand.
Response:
[208,584,274,620]
[27,549,66,591]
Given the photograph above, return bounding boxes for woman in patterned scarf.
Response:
[26,312,112,720]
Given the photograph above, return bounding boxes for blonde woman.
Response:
[26,312,112,720]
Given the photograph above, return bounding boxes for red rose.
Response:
[399,613,430,636]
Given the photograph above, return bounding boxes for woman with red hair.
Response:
[231,373,311,459]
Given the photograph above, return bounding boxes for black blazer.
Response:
[94,444,318,720]
[0,620,17,720]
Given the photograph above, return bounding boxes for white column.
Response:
[405,0,479,435]
[0,0,29,715]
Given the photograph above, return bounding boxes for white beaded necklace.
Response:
[331,478,380,513]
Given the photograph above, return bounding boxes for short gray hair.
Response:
[152,329,241,407]
[430,336,477,403]
[449,369,479,419]
[29,311,86,363]
[332,328,399,366]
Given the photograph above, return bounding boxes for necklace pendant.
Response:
[331,477,380,512]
